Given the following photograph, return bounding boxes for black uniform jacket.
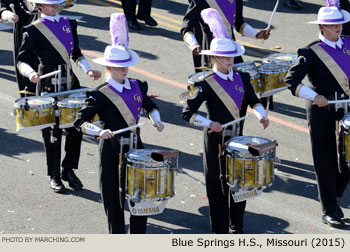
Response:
[181,0,245,43]
[74,80,158,139]
[285,40,349,100]
[182,71,260,124]
[16,18,83,92]
[0,0,38,28]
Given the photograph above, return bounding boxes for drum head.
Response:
[188,71,213,84]
[57,98,85,108]
[232,61,259,79]
[263,53,297,66]
[127,149,169,167]
[226,136,272,158]
[258,63,289,74]
[14,96,55,109]
[69,92,87,99]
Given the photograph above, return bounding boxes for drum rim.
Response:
[126,149,174,165]
[57,98,85,108]
[225,135,275,158]
[188,71,213,84]
[263,53,297,61]
[14,96,56,109]
[258,63,289,74]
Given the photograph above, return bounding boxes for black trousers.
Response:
[203,129,246,234]
[41,126,82,177]
[121,0,152,20]
[99,136,147,234]
[307,102,350,215]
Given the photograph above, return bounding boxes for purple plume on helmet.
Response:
[110,13,129,48]
[326,0,340,7]
[200,8,230,39]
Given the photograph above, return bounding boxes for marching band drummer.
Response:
[181,0,271,72]
[285,0,350,229]
[16,0,101,193]
[181,8,269,234]
[1,0,39,95]
[74,13,164,234]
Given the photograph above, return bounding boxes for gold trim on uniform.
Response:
[80,122,90,134]
[18,63,27,75]
[253,103,263,110]
[148,108,160,117]
[295,84,304,98]
[183,31,197,50]
[189,113,198,126]
[239,23,248,36]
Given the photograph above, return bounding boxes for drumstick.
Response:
[208,116,247,133]
[97,122,145,140]
[39,70,61,80]
[327,99,350,104]
[267,0,279,29]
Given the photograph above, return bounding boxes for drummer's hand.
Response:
[29,72,40,83]
[192,44,201,55]
[10,14,19,23]
[99,129,114,139]
[88,70,102,80]
[314,95,328,107]
[256,28,271,40]
[260,117,269,129]
[209,121,223,132]
[154,121,164,132]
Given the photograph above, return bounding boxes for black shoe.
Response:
[127,19,142,30]
[61,169,83,190]
[322,214,346,229]
[136,15,158,27]
[50,176,66,194]
[335,204,344,219]
[284,0,302,10]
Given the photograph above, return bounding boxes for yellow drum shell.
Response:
[259,71,287,93]
[14,97,56,133]
[15,107,55,133]
[340,116,350,163]
[226,156,274,190]
[344,132,350,162]
[250,78,261,94]
[126,166,174,199]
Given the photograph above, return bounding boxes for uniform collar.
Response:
[319,33,343,49]
[213,65,234,81]
[107,76,131,93]
[41,13,61,22]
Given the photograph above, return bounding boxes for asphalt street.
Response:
[0,0,349,235]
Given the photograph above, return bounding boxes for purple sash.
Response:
[213,71,245,110]
[107,79,143,123]
[318,37,350,79]
[40,16,74,55]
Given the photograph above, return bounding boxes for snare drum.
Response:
[57,97,85,129]
[14,96,56,133]
[225,136,275,191]
[126,149,175,201]
[187,71,213,97]
[232,61,261,93]
[263,53,297,67]
[340,115,350,164]
[258,63,289,93]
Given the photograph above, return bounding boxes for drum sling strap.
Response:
[206,76,241,195]
[99,85,137,127]
[32,20,73,92]
[206,76,241,120]
[206,0,235,35]
[310,44,350,96]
